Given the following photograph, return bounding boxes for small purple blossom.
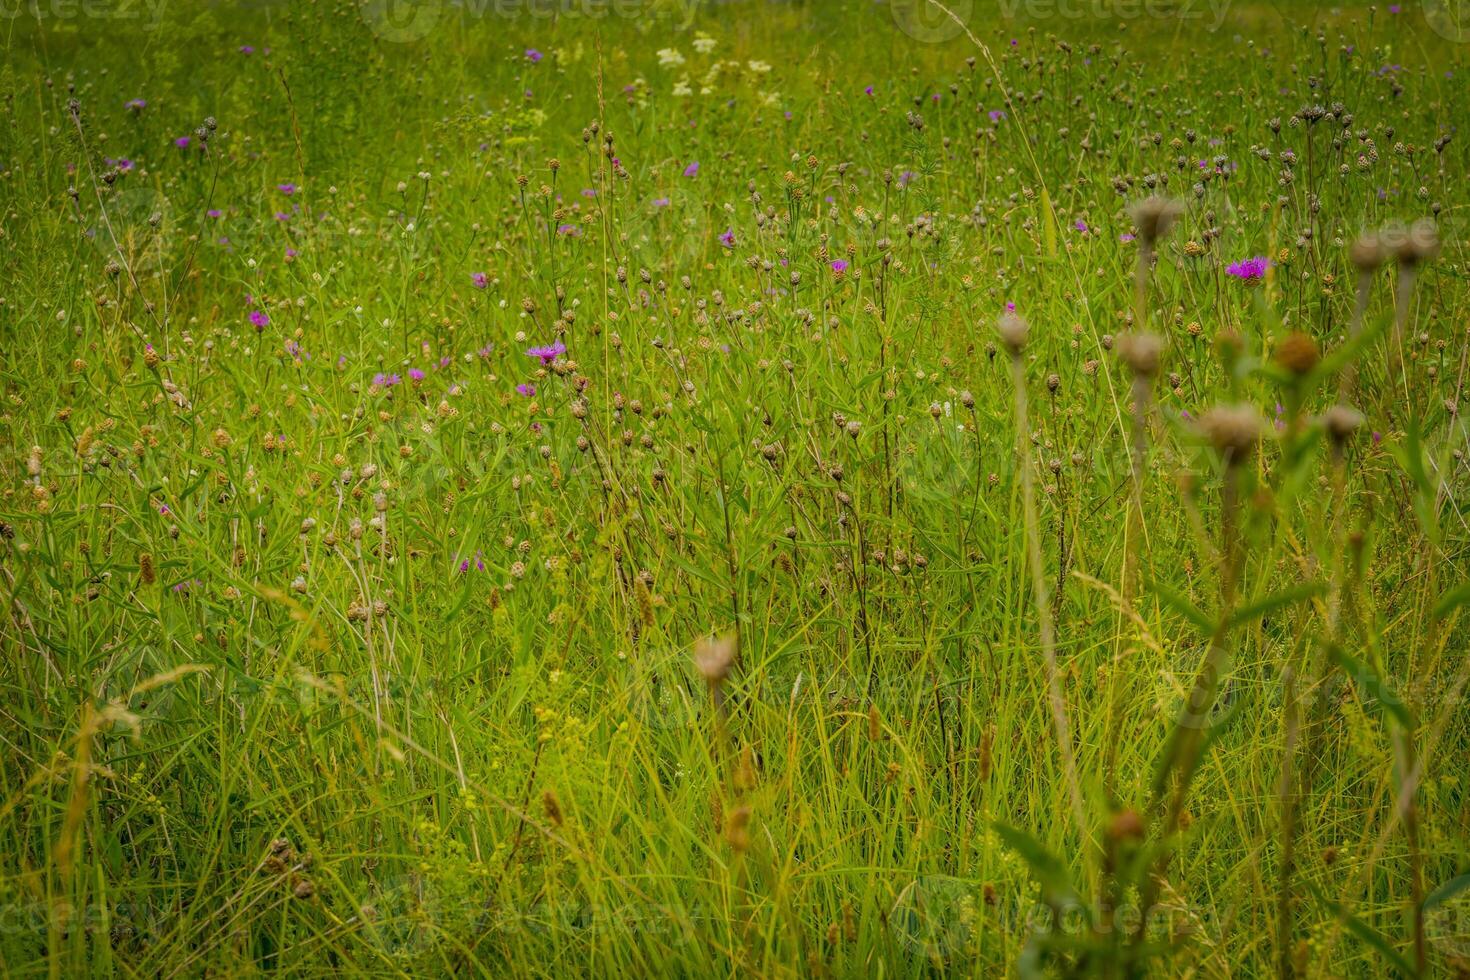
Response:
[174,136,191,148]
[683,161,700,177]
[525,48,543,62]
[373,372,403,388]
[652,197,670,208]
[516,383,537,397]
[831,259,849,274]
[525,341,566,365]
[409,368,426,382]
[125,98,146,112]
[277,183,297,195]
[248,310,269,329]
[718,228,735,248]
[472,272,489,289]
[1226,256,1270,284]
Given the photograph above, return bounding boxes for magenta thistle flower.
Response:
[516,383,536,397]
[1226,256,1270,284]
[525,48,543,62]
[683,161,699,177]
[831,259,849,274]
[718,228,735,248]
[248,310,269,329]
[277,183,297,195]
[174,136,191,148]
[525,341,566,365]
[125,98,146,112]
[471,272,489,289]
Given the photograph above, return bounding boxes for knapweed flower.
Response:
[718,228,735,248]
[277,183,296,195]
[472,272,489,289]
[1226,256,1270,284]
[525,341,566,365]
[207,208,223,218]
[248,310,269,329]
[516,383,536,397]
[408,368,426,382]
[556,223,581,237]
[174,136,191,148]
[652,197,671,208]
[125,98,146,112]
[831,259,849,274]
[458,551,486,573]
[864,85,874,95]
[239,45,254,54]
[525,48,543,62]
[373,372,403,387]
[683,161,699,177]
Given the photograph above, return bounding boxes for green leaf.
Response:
[1228,581,1326,629]
[1424,873,1470,913]
[1328,645,1415,730]
[1307,881,1416,977]
[1147,578,1215,635]
[992,821,1079,905]
[1432,581,1470,621]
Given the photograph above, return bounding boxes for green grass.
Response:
[2,0,1470,975]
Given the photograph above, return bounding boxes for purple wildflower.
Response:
[472,272,489,289]
[1226,256,1270,284]
[684,161,699,177]
[516,383,537,397]
[525,341,566,365]
[248,310,269,329]
[831,259,849,274]
[525,48,543,62]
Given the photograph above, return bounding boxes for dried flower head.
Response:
[1115,331,1164,377]
[1321,405,1364,447]
[1394,219,1440,267]
[1199,404,1262,463]
[1349,232,1386,272]
[1274,332,1320,376]
[693,632,737,685]
[1128,196,1184,246]
[995,311,1029,355]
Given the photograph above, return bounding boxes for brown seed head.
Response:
[1349,232,1386,273]
[1115,331,1164,377]
[996,311,1029,355]
[1321,405,1364,447]
[1394,218,1440,267]
[1199,404,1262,463]
[1128,196,1185,246]
[693,632,737,685]
[1107,808,1146,842]
[1275,332,1320,376]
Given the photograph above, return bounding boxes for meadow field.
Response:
[3,0,1470,975]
